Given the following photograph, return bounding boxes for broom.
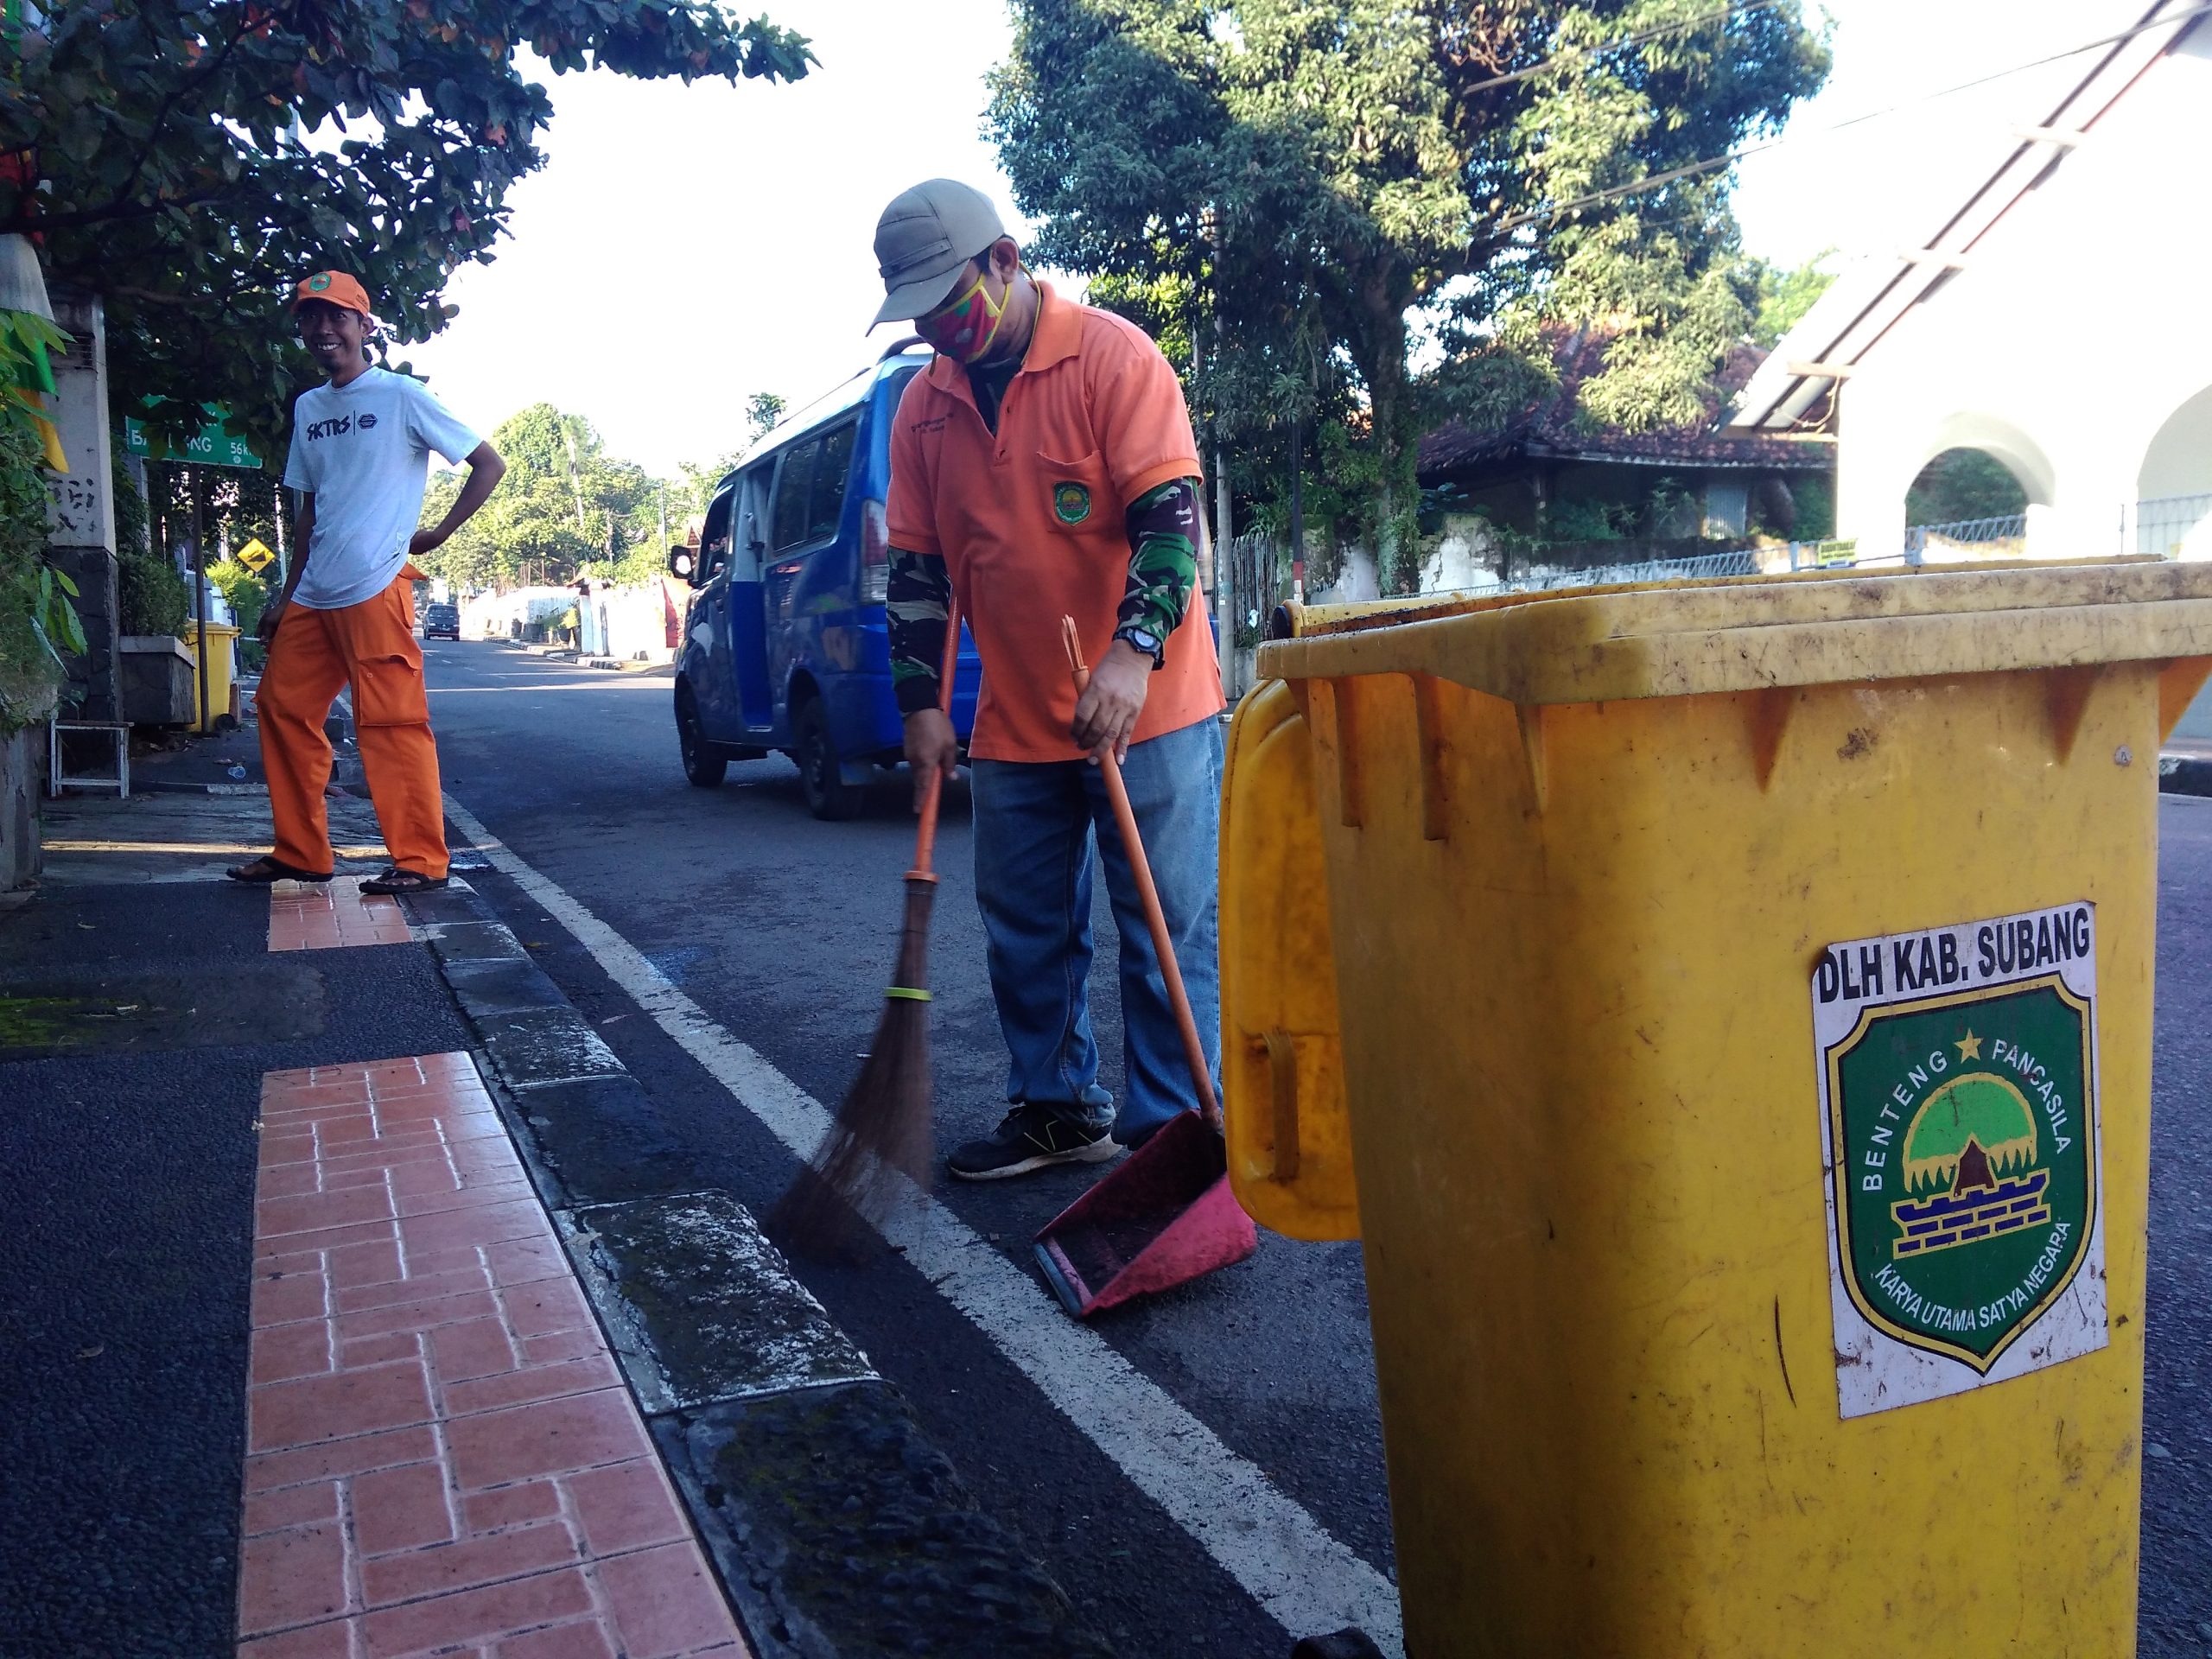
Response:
[769,596,962,1261]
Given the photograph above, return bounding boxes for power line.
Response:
[1455,0,1794,98]
[1492,0,2212,234]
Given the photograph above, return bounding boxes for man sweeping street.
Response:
[874,179,1225,1179]
[227,270,505,895]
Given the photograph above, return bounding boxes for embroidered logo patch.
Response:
[308,272,332,292]
[1052,481,1091,525]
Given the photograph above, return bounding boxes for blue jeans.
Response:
[970,716,1224,1146]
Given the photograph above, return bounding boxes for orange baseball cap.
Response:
[289,270,373,315]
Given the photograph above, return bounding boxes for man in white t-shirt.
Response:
[227,270,505,894]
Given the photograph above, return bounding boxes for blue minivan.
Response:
[669,341,978,817]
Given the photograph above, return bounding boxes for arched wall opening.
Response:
[2136,385,2212,558]
[1906,448,2031,527]
[1904,413,2057,525]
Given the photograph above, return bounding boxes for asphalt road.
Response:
[423,639,2211,1657]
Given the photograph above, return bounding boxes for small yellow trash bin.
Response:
[1220,561,2212,1658]
[184,622,240,733]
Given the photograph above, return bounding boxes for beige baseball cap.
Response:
[870,179,1006,327]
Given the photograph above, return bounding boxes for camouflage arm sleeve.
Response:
[887,547,952,716]
[1116,477,1202,667]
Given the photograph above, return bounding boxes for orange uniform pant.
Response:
[257,575,448,879]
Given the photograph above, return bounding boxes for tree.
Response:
[1,1,812,455]
[990,0,1828,588]
[744,391,787,443]
[416,403,654,589]
[1748,250,1835,349]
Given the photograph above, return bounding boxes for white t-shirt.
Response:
[283,367,481,610]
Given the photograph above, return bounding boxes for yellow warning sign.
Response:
[235,537,276,574]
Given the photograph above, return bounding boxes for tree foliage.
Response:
[1906,448,2027,529]
[1748,249,1835,349]
[989,0,1828,587]
[2,0,811,454]
[744,391,787,443]
[0,416,76,726]
[416,402,656,588]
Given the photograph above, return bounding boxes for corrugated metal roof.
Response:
[1726,0,2205,433]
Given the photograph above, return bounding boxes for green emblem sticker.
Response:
[1814,905,2105,1418]
[308,272,332,291]
[1052,481,1091,525]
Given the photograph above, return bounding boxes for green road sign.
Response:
[123,405,263,470]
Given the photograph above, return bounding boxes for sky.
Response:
[399,0,2153,478]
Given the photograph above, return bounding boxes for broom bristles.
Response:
[768,877,938,1261]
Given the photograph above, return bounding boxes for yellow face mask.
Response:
[918,269,1008,365]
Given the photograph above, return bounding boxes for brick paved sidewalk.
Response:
[240,1052,749,1659]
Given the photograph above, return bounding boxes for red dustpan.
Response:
[1033,619,1258,1319]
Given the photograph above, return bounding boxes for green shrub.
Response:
[118,545,189,636]
[1792,476,1837,542]
[207,556,268,636]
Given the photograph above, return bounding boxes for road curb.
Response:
[398,877,1117,1659]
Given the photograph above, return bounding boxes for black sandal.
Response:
[359,868,448,895]
[226,855,334,884]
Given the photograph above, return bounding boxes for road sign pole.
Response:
[190,466,209,735]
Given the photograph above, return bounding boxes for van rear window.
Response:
[769,418,858,551]
[805,423,855,543]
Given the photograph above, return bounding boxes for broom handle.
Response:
[909,593,963,881]
[1060,616,1220,1130]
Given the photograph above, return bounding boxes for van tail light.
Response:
[860,498,889,606]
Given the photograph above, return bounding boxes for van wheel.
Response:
[794,693,864,820]
[677,688,727,788]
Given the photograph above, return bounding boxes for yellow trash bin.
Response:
[184,621,240,733]
[1220,561,2212,1658]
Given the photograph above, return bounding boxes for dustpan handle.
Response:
[910,593,963,881]
[1060,616,1220,1130]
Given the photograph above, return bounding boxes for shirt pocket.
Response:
[1032,448,1119,540]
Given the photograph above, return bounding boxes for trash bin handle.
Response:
[1061,616,1222,1130]
[1262,1028,1301,1180]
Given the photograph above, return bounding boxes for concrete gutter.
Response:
[398,879,1116,1659]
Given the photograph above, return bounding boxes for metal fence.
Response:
[1906,514,2030,563]
[1211,498,2209,696]
[1452,545,1763,597]
[2129,493,2212,560]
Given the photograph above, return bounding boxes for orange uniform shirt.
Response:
[887,283,1224,763]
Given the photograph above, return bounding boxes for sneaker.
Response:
[947,1103,1121,1181]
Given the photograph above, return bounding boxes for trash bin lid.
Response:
[1256,560,2212,704]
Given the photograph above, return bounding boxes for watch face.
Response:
[1124,627,1162,654]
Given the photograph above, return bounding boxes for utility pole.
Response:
[1203,203,1233,677]
[562,421,586,532]
[658,481,670,561]
[1288,413,1306,606]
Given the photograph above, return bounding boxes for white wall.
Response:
[1834,29,2212,558]
[2138,383,2212,499]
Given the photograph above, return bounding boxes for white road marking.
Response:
[441,792,1404,1656]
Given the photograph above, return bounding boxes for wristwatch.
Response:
[1115,624,1165,665]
